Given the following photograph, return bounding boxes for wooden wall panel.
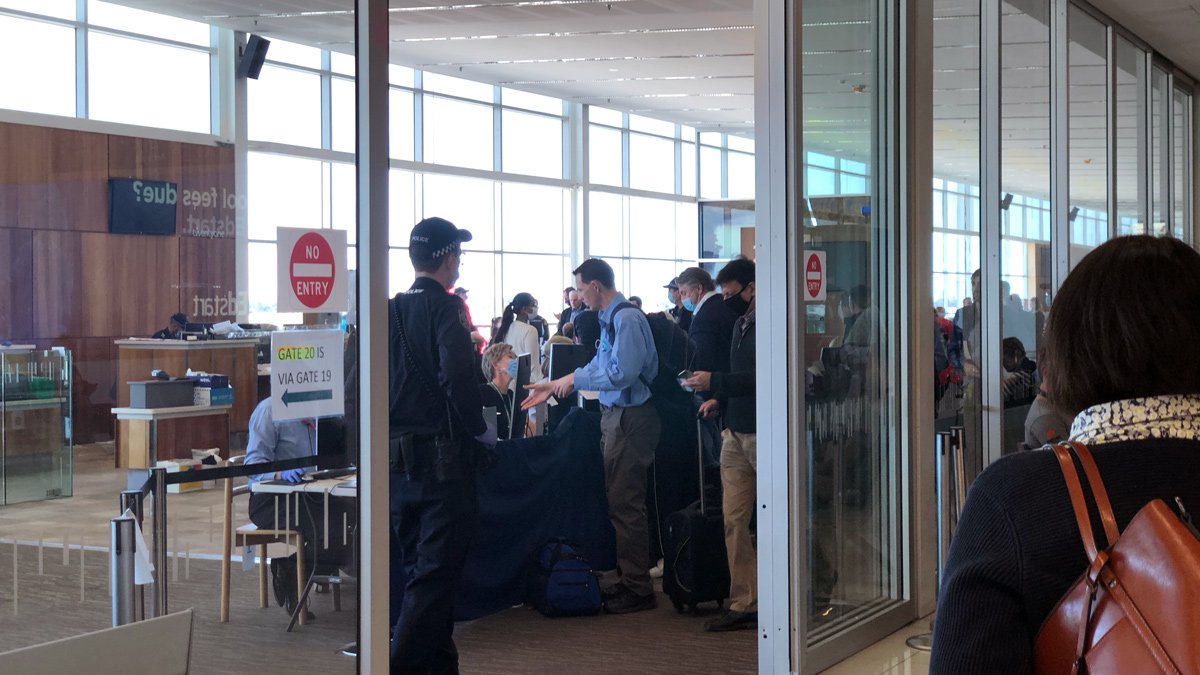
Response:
[179,237,236,320]
[9,121,237,444]
[0,228,33,340]
[0,124,50,229]
[180,143,235,238]
[41,337,119,444]
[107,135,183,185]
[80,232,179,338]
[47,128,108,232]
[32,230,84,339]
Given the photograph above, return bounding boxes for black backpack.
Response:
[608,303,692,403]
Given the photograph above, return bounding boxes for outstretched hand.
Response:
[522,382,554,410]
[522,373,574,410]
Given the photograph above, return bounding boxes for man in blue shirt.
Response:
[524,258,662,613]
[245,397,353,615]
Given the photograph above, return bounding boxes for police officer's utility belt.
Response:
[389,430,468,482]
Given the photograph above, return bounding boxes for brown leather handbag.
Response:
[1034,441,1200,674]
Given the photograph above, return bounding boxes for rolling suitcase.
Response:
[662,418,730,614]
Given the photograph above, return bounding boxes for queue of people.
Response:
[383,215,765,672]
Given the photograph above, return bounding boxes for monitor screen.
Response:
[548,343,590,381]
[108,178,178,235]
[510,353,532,439]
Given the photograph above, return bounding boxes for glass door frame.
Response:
[756,0,932,670]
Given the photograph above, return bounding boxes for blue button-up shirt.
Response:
[573,293,658,408]
[245,397,316,484]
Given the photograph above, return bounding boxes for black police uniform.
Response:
[389,276,486,674]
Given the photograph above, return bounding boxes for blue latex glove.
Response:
[280,467,307,483]
[474,427,498,450]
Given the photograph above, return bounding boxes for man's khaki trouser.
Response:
[720,429,758,613]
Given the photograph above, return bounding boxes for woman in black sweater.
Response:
[930,236,1200,673]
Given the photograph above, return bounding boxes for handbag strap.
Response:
[1067,441,1120,546]
[1051,442,1121,560]
[1052,443,1101,560]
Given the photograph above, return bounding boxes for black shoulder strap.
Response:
[605,302,653,390]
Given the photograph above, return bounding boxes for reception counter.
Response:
[115,340,260,467]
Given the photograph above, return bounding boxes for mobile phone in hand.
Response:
[677,370,694,381]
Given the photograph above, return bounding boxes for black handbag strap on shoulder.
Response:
[391,296,456,440]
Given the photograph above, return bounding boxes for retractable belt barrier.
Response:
[112,456,325,626]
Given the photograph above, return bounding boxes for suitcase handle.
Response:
[697,417,706,513]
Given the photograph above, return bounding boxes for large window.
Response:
[0,2,213,130]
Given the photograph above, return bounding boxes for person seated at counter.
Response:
[479,343,517,441]
[151,313,188,340]
[245,396,355,615]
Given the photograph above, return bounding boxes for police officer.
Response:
[389,216,496,674]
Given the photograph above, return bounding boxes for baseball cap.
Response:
[409,217,472,262]
[663,277,679,289]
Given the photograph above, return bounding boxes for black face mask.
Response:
[724,292,750,315]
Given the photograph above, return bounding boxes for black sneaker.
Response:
[269,557,288,608]
[703,610,757,632]
[603,587,657,614]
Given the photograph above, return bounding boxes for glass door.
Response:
[797,0,912,667]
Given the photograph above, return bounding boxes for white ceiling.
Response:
[109,0,1194,192]
[113,0,758,135]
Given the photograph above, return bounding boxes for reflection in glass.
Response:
[1067,6,1109,267]
[1115,38,1147,235]
[1,349,73,504]
[1000,0,1050,458]
[1172,88,1191,241]
[1151,67,1169,235]
[803,0,897,640]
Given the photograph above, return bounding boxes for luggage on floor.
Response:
[528,539,602,617]
[662,419,730,614]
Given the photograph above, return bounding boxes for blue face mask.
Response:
[682,297,697,313]
[505,360,518,379]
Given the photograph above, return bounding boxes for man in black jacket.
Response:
[683,257,757,632]
[676,266,738,466]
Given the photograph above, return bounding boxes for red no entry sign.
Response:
[290,232,335,308]
[805,251,827,302]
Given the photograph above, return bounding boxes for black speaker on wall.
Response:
[237,34,270,79]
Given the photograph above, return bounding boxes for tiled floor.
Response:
[819,618,933,674]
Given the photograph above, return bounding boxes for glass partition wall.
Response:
[796,0,913,668]
[933,0,1196,531]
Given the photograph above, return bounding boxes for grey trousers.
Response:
[600,402,662,597]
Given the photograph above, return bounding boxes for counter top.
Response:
[115,339,260,349]
[112,404,232,420]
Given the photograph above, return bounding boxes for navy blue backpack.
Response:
[528,539,601,617]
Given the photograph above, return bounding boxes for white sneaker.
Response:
[649,558,664,579]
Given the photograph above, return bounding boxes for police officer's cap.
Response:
[663,277,679,290]
[409,217,472,262]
